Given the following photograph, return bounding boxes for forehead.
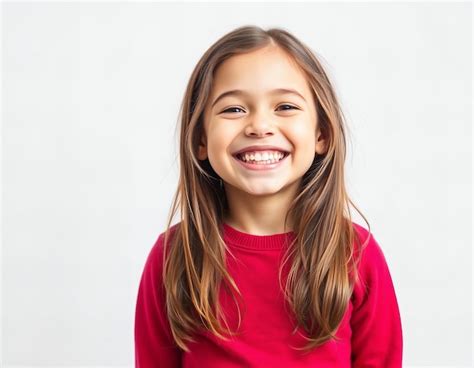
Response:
[211,46,312,98]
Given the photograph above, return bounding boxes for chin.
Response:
[242,186,285,196]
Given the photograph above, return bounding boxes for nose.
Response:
[244,113,275,137]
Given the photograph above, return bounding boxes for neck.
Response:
[223,180,300,236]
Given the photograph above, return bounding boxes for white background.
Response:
[2,1,472,367]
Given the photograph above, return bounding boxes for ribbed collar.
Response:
[222,222,296,250]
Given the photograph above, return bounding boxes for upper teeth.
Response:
[238,150,286,162]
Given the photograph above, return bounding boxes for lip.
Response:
[233,152,290,171]
[232,145,290,156]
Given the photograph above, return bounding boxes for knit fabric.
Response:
[134,221,403,367]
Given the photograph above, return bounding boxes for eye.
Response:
[222,107,245,114]
[277,104,299,111]
[221,104,299,114]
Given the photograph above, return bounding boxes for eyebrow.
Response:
[211,88,306,108]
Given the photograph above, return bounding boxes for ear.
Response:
[315,127,328,155]
[197,134,208,160]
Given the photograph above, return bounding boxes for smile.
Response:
[232,152,290,171]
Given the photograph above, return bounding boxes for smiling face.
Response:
[199,45,326,200]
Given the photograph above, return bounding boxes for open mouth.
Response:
[234,151,290,165]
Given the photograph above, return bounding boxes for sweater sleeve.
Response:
[350,228,403,367]
[134,233,182,367]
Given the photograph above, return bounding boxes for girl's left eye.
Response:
[221,104,298,114]
[277,104,298,111]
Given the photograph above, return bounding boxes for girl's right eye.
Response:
[221,107,244,114]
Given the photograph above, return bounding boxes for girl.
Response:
[135,25,403,367]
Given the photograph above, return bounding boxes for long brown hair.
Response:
[161,25,371,354]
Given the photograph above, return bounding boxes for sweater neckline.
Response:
[222,222,296,250]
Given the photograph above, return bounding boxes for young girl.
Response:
[135,25,403,367]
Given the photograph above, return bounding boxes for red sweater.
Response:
[135,222,403,367]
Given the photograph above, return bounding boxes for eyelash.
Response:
[221,104,298,114]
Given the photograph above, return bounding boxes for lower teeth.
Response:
[241,158,283,165]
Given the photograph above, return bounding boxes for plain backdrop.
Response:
[2,1,472,367]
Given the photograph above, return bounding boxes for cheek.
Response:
[206,124,238,157]
[287,120,317,148]
[286,121,317,170]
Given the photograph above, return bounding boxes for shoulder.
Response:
[349,221,395,306]
[351,221,388,270]
[156,222,181,250]
[144,222,181,273]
